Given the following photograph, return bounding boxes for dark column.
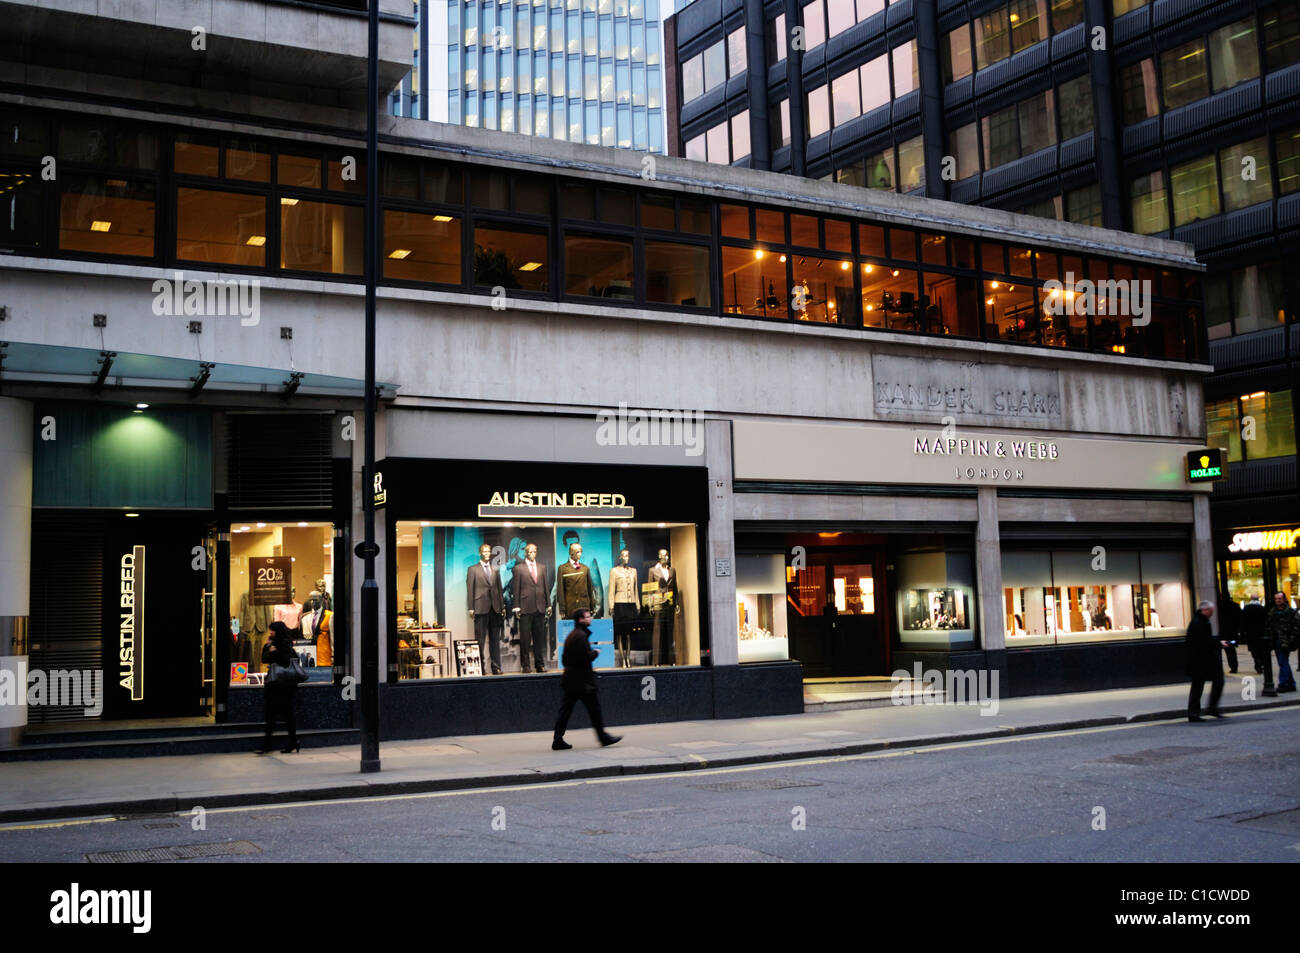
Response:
[1085,0,1125,229]
[786,0,806,177]
[914,0,947,199]
[746,0,771,170]
[665,15,682,156]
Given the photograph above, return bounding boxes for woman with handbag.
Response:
[257,621,305,754]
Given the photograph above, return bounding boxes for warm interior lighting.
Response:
[519,261,543,271]
[388,248,412,259]
[1009,12,1019,20]
[817,532,841,537]
[865,304,874,311]
[280,197,299,206]
[90,221,112,232]
[246,235,266,246]
[1112,344,1126,354]
[135,402,149,409]
[754,249,765,259]
[986,297,995,305]
[864,264,873,273]
[991,280,999,288]
[779,254,787,262]
[125,512,139,518]
[1245,391,1266,399]
[840,261,850,270]
[891,269,900,277]
[432,214,454,222]
[298,521,308,527]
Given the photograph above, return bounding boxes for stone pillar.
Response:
[0,398,32,747]
[1192,493,1217,635]
[705,419,738,666]
[975,486,1005,652]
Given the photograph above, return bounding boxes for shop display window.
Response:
[394,521,698,677]
[1224,558,1265,606]
[1003,548,1190,645]
[896,545,975,648]
[736,553,789,662]
[228,522,336,683]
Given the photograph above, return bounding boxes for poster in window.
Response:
[250,556,293,605]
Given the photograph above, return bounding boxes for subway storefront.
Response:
[1218,525,1300,607]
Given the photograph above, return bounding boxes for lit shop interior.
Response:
[734,532,975,677]
[393,520,699,678]
[228,521,336,679]
[1001,548,1192,646]
[1218,530,1300,608]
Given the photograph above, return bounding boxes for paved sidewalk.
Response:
[1,674,1295,823]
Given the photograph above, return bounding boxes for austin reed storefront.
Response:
[371,457,802,738]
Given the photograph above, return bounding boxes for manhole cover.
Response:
[1096,745,1215,766]
[85,841,263,863]
[689,777,822,792]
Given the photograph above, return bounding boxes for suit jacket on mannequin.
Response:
[608,565,639,614]
[557,561,597,618]
[651,563,678,608]
[511,560,552,615]
[467,561,505,615]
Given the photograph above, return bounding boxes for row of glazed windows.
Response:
[1129,128,1300,235]
[461,51,663,101]
[461,4,660,60]
[0,109,1205,360]
[1206,390,1296,463]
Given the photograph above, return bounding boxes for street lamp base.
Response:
[360,759,381,774]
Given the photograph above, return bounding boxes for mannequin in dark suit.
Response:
[650,549,679,665]
[466,543,504,674]
[511,542,552,673]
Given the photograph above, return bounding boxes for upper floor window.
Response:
[1120,58,1159,125]
[1160,17,1258,111]
[1112,0,1147,14]
[727,26,746,78]
[1263,1,1300,73]
[766,14,787,63]
[800,0,888,51]
[682,33,739,104]
[1207,391,1296,462]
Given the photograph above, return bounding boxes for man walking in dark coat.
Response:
[1217,593,1241,674]
[1186,600,1228,722]
[1241,593,1273,694]
[552,609,621,750]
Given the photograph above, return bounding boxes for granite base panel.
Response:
[226,683,354,728]
[228,663,805,740]
[1003,639,1185,698]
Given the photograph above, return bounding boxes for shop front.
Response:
[1217,525,1300,607]
[371,456,803,738]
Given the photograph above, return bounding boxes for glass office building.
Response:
[394,0,668,153]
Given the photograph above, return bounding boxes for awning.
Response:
[0,342,396,399]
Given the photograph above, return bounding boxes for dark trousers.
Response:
[1224,641,1238,672]
[613,603,637,664]
[1252,640,1276,692]
[474,611,503,672]
[264,684,298,745]
[519,611,548,671]
[1188,668,1224,717]
[554,687,608,740]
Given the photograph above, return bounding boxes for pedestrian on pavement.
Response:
[1217,593,1242,674]
[1242,593,1273,693]
[1185,600,1227,722]
[257,622,301,754]
[552,608,621,750]
[1265,592,1300,693]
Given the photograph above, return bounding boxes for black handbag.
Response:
[268,654,308,685]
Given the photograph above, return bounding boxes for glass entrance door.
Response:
[199,533,217,717]
[788,553,887,676]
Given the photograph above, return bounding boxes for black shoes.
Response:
[281,743,301,753]
[1207,711,1225,719]
[599,734,622,747]
[1188,716,1203,722]
[535,666,546,674]
[552,738,572,750]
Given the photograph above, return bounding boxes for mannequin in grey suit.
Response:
[511,543,553,673]
[466,543,504,674]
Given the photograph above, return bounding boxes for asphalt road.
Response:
[5,707,1299,863]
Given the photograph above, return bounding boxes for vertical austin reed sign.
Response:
[119,545,145,701]
[250,556,293,605]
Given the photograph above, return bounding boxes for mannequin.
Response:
[303,589,333,667]
[556,542,597,619]
[650,549,678,665]
[511,542,552,673]
[314,578,332,612]
[466,543,504,675]
[274,589,303,633]
[608,548,639,667]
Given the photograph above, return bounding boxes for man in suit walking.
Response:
[467,543,505,675]
[511,542,552,673]
[1185,600,1228,721]
[552,609,621,750]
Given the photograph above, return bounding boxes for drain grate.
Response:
[689,777,823,793]
[86,841,263,864]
